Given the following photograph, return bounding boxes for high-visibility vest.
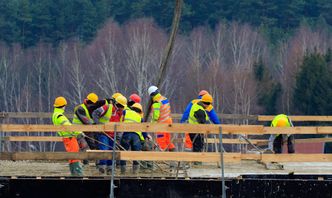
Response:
[123,108,144,141]
[72,104,93,124]
[271,114,291,127]
[52,108,81,137]
[189,103,209,124]
[152,94,172,123]
[98,104,113,123]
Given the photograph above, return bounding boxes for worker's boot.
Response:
[120,165,126,174]
[132,164,139,174]
[70,162,83,176]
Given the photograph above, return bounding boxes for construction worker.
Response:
[181,90,220,151]
[188,94,212,157]
[148,85,175,151]
[269,114,295,154]
[92,95,127,174]
[72,92,99,151]
[128,93,141,107]
[120,103,148,174]
[52,96,83,176]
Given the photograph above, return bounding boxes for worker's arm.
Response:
[206,106,220,124]
[194,109,207,124]
[76,106,93,124]
[91,105,107,124]
[180,102,193,123]
[152,102,161,122]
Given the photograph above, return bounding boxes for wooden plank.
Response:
[1,123,332,135]
[2,112,332,122]
[260,154,332,163]
[258,115,332,122]
[120,151,241,162]
[3,136,62,142]
[0,152,119,160]
[1,151,332,163]
[1,112,259,121]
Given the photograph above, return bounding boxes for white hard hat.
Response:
[148,85,158,96]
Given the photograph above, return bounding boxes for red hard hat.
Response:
[129,94,141,103]
[199,90,209,96]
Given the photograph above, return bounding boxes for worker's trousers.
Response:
[120,133,142,166]
[273,134,295,154]
[189,133,204,152]
[97,134,114,167]
[62,137,80,164]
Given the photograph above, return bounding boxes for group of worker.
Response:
[52,86,295,176]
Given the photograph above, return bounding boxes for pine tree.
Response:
[293,52,332,115]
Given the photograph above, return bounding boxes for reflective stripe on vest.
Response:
[72,104,92,124]
[99,105,113,123]
[189,103,208,124]
[124,108,144,141]
[158,97,172,123]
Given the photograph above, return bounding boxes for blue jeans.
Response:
[98,134,114,166]
[120,132,142,166]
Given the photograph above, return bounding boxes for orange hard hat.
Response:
[54,96,67,107]
[199,90,209,96]
[276,117,288,127]
[201,93,213,104]
[129,94,141,103]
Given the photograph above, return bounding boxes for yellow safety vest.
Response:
[98,104,113,123]
[72,103,93,124]
[124,108,144,141]
[52,108,81,137]
[271,114,291,127]
[189,103,209,124]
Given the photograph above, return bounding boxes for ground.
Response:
[1,160,332,178]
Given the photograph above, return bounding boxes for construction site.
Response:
[1,0,332,198]
[1,112,332,197]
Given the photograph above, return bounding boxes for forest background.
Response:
[1,0,332,118]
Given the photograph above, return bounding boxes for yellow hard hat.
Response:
[112,92,123,100]
[115,95,127,107]
[201,93,213,104]
[276,117,288,127]
[54,96,67,107]
[132,103,143,112]
[86,92,98,103]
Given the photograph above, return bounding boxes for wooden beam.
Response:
[259,154,332,163]
[0,152,119,160]
[1,124,332,135]
[120,151,241,162]
[2,136,62,142]
[258,115,332,122]
[1,151,332,163]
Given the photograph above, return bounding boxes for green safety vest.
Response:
[189,103,209,124]
[271,114,291,137]
[72,103,93,124]
[271,114,291,127]
[52,108,81,137]
[99,104,113,123]
[124,107,144,141]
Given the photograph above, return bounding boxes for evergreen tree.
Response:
[293,52,332,115]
